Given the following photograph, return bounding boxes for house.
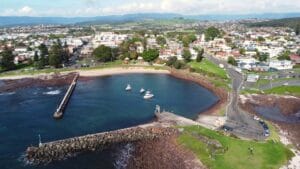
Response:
[237,58,258,70]
[290,54,300,64]
[92,32,128,48]
[247,74,260,82]
[269,60,293,70]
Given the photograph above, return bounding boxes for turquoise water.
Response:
[0,74,218,169]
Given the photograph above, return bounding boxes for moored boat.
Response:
[140,88,145,93]
[125,84,132,91]
[143,90,154,99]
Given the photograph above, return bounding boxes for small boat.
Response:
[143,90,154,99]
[140,88,145,93]
[125,84,132,91]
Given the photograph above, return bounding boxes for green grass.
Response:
[0,61,131,77]
[264,86,300,96]
[189,60,228,79]
[177,125,294,169]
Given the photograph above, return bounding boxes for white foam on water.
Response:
[43,90,61,95]
[0,92,16,96]
[114,143,135,169]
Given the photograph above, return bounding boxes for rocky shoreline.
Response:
[127,136,205,169]
[239,94,300,150]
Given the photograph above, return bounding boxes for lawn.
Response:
[264,86,300,96]
[189,60,228,79]
[177,125,294,169]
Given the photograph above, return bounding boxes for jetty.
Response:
[25,110,201,164]
[53,73,79,119]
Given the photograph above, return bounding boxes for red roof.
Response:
[290,54,300,64]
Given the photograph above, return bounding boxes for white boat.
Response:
[140,88,145,93]
[143,91,154,99]
[125,84,132,91]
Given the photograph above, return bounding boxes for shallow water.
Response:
[254,106,300,123]
[0,74,218,169]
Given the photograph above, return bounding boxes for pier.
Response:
[26,125,176,164]
[53,73,79,119]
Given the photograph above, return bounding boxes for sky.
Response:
[0,0,300,17]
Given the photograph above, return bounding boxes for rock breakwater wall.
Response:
[26,126,177,164]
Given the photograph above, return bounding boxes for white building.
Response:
[269,60,293,70]
[92,32,128,48]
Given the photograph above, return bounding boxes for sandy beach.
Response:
[0,67,170,80]
[77,67,170,77]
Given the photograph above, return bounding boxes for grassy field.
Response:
[188,60,230,91]
[242,86,300,97]
[177,126,294,169]
[264,86,300,96]
[189,60,228,79]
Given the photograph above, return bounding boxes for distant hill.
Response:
[1,13,300,27]
[246,17,300,28]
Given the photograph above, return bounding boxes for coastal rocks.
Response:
[0,73,77,93]
[25,126,177,165]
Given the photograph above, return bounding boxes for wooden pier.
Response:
[53,73,79,119]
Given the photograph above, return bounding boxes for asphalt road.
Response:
[205,55,265,140]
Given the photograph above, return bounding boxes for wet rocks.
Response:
[25,126,177,165]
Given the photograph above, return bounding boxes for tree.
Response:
[49,42,63,68]
[258,53,269,62]
[129,51,138,60]
[196,49,204,62]
[33,51,39,62]
[93,45,113,62]
[142,49,159,62]
[0,46,15,71]
[166,56,177,66]
[228,56,237,66]
[182,34,197,47]
[257,36,266,42]
[297,49,300,56]
[156,36,166,46]
[38,44,48,65]
[173,60,184,69]
[182,49,192,62]
[38,44,48,57]
[278,50,291,60]
[239,48,246,55]
[295,24,300,35]
[205,27,221,41]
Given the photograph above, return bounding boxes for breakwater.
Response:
[53,73,79,119]
[26,126,177,164]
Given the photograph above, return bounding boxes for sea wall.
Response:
[26,126,177,164]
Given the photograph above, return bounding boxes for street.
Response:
[206,54,265,140]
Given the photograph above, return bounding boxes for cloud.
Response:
[1,0,300,17]
[18,6,33,14]
[2,6,35,16]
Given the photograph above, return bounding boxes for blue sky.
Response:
[1,0,300,17]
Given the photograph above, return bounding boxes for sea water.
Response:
[0,74,218,169]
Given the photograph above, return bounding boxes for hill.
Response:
[1,13,300,27]
[246,17,300,28]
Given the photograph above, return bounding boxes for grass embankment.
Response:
[242,86,300,97]
[177,125,294,169]
[189,60,230,90]
[264,86,300,96]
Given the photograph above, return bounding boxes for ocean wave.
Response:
[43,90,61,95]
[0,92,16,96]
[114,143,135,169]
